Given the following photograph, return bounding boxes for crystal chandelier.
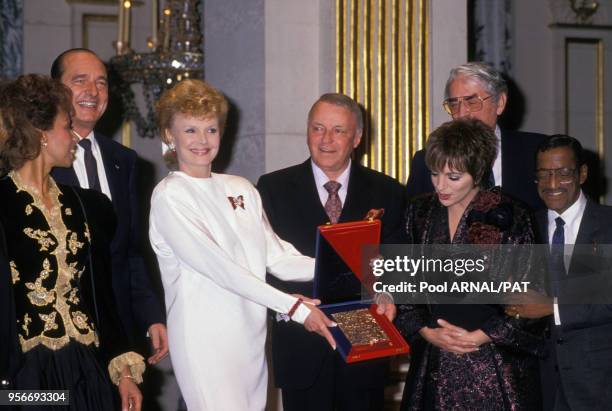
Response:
[110,0,204,138]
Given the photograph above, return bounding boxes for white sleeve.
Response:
[258,196,315,282]
[150,188,311,324]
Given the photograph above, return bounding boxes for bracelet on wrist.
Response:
[118,375,136,384]
[288,298,303,319]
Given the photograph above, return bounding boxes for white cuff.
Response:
[290,303,312,324]
[108,352,145,385]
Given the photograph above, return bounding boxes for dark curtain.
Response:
[0,0,23,79]
[468,0,526,131]
[468,0,512,74]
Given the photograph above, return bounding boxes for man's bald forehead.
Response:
[50,48,105,80]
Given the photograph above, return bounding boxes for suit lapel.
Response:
[292,160,330,226]
[340,163,370,222]
[574,200,599,246]
[500,129,513,190]
[558,200,598,275]
[535,210,549,244]
[536,202,599,246]
[294,161,370,225]
[95,134,121,202]
[500,129,530,198]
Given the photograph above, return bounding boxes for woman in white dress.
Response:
[149,79,336,410]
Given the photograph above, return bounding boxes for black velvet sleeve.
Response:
[0,219,21,386]
[125,153,165,335]
[70,187,132,365]
[479,199,547,356]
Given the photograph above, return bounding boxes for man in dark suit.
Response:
[507,135,612,410]
[50,48,168,364]
[258,93,406,411]
[406,62,546,210]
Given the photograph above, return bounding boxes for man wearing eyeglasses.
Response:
[406,62,546,210]
[506,135,612,410]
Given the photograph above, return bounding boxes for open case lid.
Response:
[313,220,381,304]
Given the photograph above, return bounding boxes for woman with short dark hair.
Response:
[396,118,545,410]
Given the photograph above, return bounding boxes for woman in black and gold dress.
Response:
[396,119,545,410]
[0,74,144,410]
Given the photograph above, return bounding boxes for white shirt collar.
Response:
[492,125,502,185]
[547,190,587,229]
[547,189,586,326]
[311,159,351,205]
[71,130,112,200]
[311,159,351,187]
[74,130,98,149]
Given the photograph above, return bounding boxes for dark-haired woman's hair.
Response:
[0,74,73,173]
[425,118,497,187]
[536,134,584,166]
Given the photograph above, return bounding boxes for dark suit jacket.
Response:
[257,159,407,390]
[51,133,164,346]
[406,129,546,210]
[536,200,612,410]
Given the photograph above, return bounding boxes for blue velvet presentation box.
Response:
[313,220,409,363]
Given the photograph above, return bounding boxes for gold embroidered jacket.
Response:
[0,173,144,384]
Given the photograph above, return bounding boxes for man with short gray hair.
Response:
[406,62,546,210]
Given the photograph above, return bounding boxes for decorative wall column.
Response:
[336,0,429,182]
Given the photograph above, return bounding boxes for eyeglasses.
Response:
[534,167,578,183]
[442,94,493,115]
